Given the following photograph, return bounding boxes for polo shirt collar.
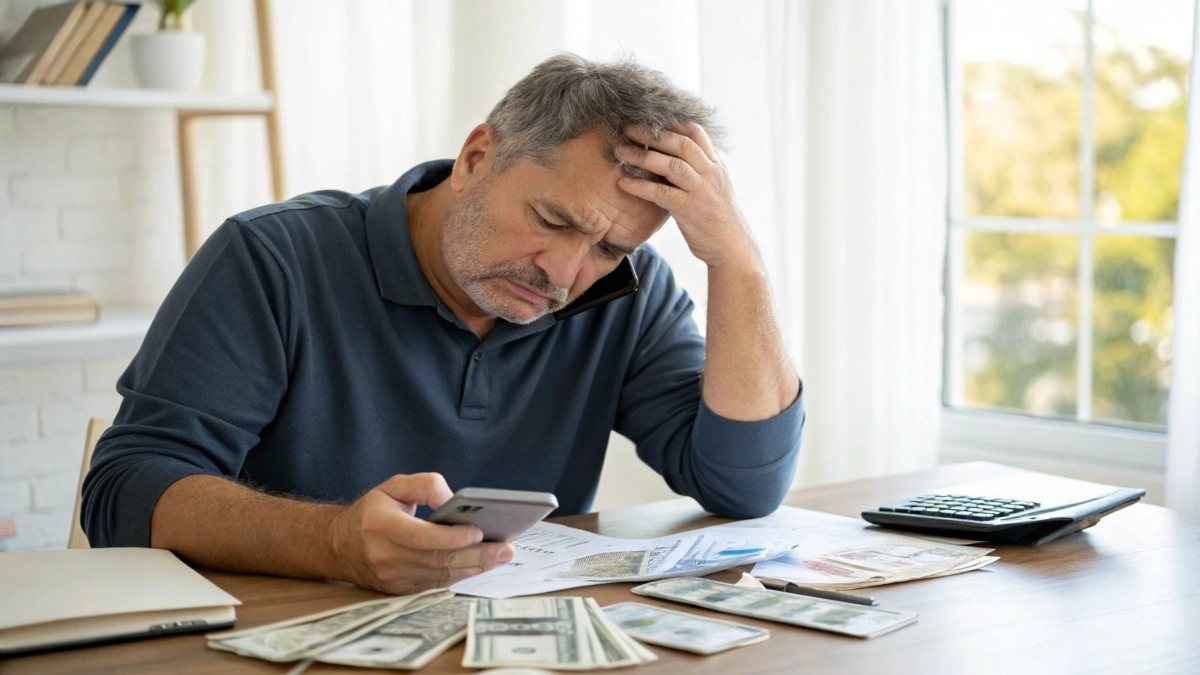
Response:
[365,160,453,308]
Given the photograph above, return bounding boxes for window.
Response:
[944,0,1193,439]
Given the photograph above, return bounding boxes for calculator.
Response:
[861,487,1146,545]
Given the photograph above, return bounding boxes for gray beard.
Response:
[441,181,569,324]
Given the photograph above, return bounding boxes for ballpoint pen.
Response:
[759,579,879,606]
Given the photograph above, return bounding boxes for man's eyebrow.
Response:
[542,201,637,255]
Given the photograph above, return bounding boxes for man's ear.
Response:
[450,124,498,193]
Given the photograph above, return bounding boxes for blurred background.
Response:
[1,0,1196,551]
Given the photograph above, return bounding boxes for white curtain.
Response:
[791,1,947,485]
[196,0,947,490]
[1166,1,1200,515]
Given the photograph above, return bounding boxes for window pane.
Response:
[1093,0,1194,224]
[1092,235,1174,425]
[957,0,1084,218]
[960,232,1079,417]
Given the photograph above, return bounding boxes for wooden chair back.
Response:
[68,417,112,549]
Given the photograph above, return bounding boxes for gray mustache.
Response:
[483,265,569,302]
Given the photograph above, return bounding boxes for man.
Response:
[83,54,803,595]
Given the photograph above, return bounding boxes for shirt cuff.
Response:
[95,458,214,548]
[692,385,806,470]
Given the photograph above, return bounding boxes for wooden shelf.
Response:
[0,312,153,366]
[0,83,273,114]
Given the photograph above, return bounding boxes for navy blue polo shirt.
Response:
[82,160,805,548]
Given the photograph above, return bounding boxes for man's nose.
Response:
[535,238,590,290]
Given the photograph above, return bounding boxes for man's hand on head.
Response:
[615,123,757,269]
[325,472,515,595]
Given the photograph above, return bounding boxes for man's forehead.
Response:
[536,199,644,255]
[519,134,667,240]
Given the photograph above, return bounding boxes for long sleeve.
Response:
[81,218,296,547]
[613,252,804,518]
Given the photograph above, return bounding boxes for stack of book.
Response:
[0,0,140,86]
[0,289,99,327]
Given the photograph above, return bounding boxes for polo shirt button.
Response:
[473,352,484,362]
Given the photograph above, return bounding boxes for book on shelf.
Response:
[56,2,139,85]
[0,289,99,327]
[77,3,139,85]
[39,0,105,84]
[0,1,85,84]
[48,1,139,86]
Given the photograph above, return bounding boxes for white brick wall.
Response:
[0,359,127,551]
[0,4,186,551]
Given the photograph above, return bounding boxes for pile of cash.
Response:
[207,591,657,670]
[206,589,470,670]
[602,601,770,655]
[463,597,656,670]
[633,576,918,639]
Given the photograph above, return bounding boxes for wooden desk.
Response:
[7,462,1199,673]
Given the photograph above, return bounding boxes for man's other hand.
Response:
[615,122,756,269]
[326,473,515,595]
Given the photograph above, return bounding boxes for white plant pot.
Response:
[132,32,205,90]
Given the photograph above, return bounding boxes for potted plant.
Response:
[132,0,204,89]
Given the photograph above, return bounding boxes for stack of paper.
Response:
[742,506,998,590]
[451,521,797,599]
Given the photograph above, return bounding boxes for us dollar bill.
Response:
[632,577,918,639]
[462,597,596,670]
[314,597,471,670]
[583,598,656,666]
[602,601,769,655]
[206,598,407,662]
[206,589,450,662]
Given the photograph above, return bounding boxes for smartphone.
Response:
[553,256,638,320]
[427,487,559,541]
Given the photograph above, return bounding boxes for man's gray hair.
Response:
[486,53,725,177]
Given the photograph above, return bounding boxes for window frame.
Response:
[940,0,1184,472]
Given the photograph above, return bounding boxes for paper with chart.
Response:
[742,506,997,590]
[451,521,797,599]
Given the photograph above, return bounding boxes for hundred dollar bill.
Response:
[462,597,597,670]
[632,577,917,639]
[206,589,450,662]
[289,591,456,661]
[582,598,656,667]
[602,601,769,655]
[824,542,989,576]
[314,597,471,670]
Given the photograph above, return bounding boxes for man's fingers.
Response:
[618,175,688,211]
[671,121,720,162]
[408,541,514,571]
[616,145,703,190]
[385,515,484,551]
[375,472,455,509]
[379,542,514,589]
[625,125,711,170]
